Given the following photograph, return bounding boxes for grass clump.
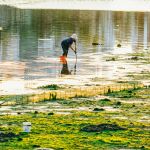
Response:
[39,84,61,90]
[97,98,112,106]
[106,89,138,98]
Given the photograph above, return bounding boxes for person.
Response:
[61,33,77,57]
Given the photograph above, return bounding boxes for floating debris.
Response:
[130,56,139,60]
[92,42,103,45]
[117,44,121,47]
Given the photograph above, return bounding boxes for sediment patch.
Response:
[81,123,126,132]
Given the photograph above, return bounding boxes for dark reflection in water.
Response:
[61,61,71,75]
[60,57,76,75]
[0,6,150,82]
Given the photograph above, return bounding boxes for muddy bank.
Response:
[0,51,149,96]
[81,123,126,132]
[0,82,144,107]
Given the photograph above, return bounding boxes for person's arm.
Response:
[70,41,77,53]
[74,41,77,51]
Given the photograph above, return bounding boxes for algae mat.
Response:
[0,87,149,150]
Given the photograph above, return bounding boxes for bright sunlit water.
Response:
[0,6,150,94]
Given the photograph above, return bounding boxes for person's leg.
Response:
[61,44,68,57]
[63,49,68,57]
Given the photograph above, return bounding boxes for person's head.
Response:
[71,33,78,41]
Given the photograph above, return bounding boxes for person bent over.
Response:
[61,33,77,57]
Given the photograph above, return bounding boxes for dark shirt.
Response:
[61,37,76,49]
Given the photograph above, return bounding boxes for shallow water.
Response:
[0,6,150,95]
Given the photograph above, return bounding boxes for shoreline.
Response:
[0,0,150,12]
[0,51,150,96]
[0,84,149,149]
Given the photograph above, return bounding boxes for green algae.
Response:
[0,111,149,150]
[0,87,149,150]
[38,84,62,90]
[106,87,141,98]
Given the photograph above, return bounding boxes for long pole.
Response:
[74,51,77,74]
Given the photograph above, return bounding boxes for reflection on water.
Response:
[61,62,71,75]
[60,58,76,75]
[0,6,150,94]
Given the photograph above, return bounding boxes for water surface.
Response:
[0,6,150,94]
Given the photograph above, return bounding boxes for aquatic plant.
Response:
[38,84,61,90]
